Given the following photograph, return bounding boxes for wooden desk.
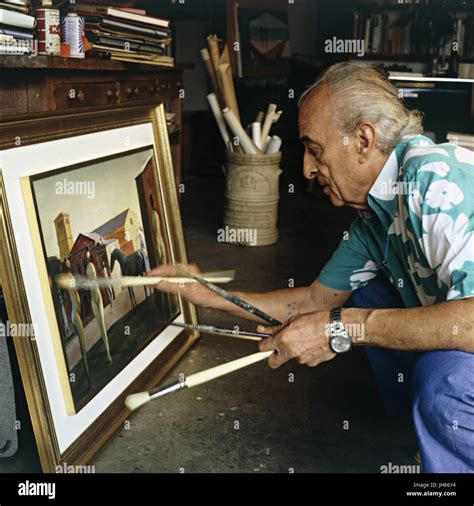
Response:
[0,55,189,184]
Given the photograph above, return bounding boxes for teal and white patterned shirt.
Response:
[317,135,474,308]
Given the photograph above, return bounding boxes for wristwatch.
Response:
[328,307,352,354]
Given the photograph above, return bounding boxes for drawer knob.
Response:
[107,89,120,100]
[68,89,85,103]
[126,87,139,98]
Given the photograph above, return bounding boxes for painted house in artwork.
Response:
[67,233,118,323]
[93,209,140,255]
[55,208,139,323]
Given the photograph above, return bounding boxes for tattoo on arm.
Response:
[287,303,297,317]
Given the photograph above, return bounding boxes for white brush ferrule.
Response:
[149,379,187,401]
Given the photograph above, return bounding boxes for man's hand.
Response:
[148,263,222,309]
[257,311,337,369]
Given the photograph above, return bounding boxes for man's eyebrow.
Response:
[299,135,321,146]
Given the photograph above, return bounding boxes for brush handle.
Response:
[56,273,234,290]
[186,351,273,388]
[179,269,281,326]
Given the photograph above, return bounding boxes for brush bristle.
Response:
[54,274,71,289]
[125,392,151,412]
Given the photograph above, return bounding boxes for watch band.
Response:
[330,307,343,325]
[329,307,352,353]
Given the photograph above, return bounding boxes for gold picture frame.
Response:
[0,104,198,472]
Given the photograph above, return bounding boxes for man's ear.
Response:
[355,123,377,161]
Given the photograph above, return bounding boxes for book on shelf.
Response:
[72,3,170,29]
[0,2,29,14]
[0,7,35,29]
[0,36,36,55]
[106,7,170,28]
[0,24,33,38]
[97,17,170,38]
[371,14,383,54]
[86,31,167,56]
[352,6,474,59]
[86,27,170,47]
[116,7,146,16]
[73,2,174,67]
[92,46,174,66]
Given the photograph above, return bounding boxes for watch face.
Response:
[330,335,352,354]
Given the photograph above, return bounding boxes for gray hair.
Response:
[299,62,424,153]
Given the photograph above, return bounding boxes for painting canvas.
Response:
[0,111,197,469]
[28,146,179,412]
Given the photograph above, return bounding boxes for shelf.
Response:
[0,55,194,72]
[361,53,431,61]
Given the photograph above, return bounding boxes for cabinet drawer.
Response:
[0,81,28,115]
[157,77,182,98]
[119,80,160,103]
[53,82,115,110]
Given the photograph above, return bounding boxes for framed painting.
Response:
[0,105,198,472]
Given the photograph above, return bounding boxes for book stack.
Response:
[0,0,37,55]
[353,11,385,54]
[352,6,474,62]
[72,3,173,66]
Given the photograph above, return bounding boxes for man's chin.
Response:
[323,187,345,207]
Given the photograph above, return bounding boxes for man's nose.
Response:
[303,152,319,180]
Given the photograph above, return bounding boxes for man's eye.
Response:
[310,149,320,159]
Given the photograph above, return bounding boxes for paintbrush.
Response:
[55,270,235,291]
[166,321,270,342]
[125,350,273,412]
[176,267,281,327]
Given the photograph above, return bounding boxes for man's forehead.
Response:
[299,86,333,143]
[299,109,325,144]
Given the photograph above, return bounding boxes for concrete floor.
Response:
[92,176,418,473]
[2,176,417,473]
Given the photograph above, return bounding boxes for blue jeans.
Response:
[349,275,474,473]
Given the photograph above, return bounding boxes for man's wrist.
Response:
[340,307,373,346]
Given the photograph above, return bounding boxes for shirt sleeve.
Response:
[317,218,379,291]
[405,144,474,301]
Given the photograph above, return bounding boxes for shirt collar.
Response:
[366,146,404,227]
[368,150,399,202]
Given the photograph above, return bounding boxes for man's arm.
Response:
[258,298,474,369]
[216,281,352,323]
[345,298,474,352]
[149,264,352,323]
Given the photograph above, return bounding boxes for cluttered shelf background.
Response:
[1,0,473,182]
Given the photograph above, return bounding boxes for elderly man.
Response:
[152,62,474,473]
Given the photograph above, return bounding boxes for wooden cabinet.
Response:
[0,55,189,184]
